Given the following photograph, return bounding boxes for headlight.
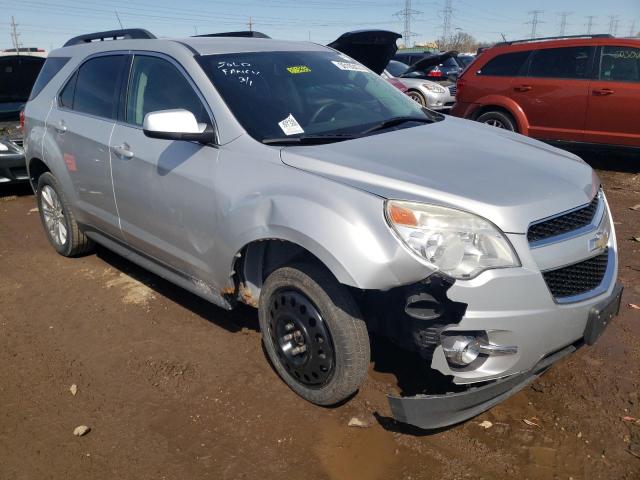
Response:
[0,142,9,152]
[385,200,520,279]
[422,83,446,94]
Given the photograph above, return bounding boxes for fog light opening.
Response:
[442,335,481,367]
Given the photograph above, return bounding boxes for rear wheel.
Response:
[476,110,517,132]
[407,90,427,107]
[258,263,370,406]
[37,172,94,257]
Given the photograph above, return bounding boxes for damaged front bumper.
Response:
[387,282,623,430]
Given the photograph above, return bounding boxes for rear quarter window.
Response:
[28,57,70,100]
[477,50,531,76]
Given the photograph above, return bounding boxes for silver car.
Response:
[24,29,622,430]
[384,60,456,111]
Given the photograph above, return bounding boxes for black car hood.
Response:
[327,30,401,75]
[401,50,459,76]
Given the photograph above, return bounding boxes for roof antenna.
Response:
[115,10,124,30]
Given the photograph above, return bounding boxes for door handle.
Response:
[112,144,134,159]
[514,85,532,92]
[593,88,615,96]
[54,121,67,134]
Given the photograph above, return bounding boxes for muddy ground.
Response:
[1,155,639,480]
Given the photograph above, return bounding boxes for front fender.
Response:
[210,147,433,291]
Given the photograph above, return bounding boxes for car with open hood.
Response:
[23,28,621,430]
[0,53,45,184]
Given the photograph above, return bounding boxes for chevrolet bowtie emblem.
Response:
[589,231,609,252]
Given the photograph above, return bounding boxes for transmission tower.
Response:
[442,0,453,45]
[558,12,572,36]
[585,16,596,34]
[394,0,421,47]
[526,10,545,39]
[608,15,619,36]
[10,16,21,54]
[629,19,636,37]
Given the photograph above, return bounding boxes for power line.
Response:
[526,10,545,39]
[585,15,596,35]
[394,0,421,47]
[557,11,572,36]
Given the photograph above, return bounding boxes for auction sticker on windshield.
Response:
[287,65,311,74]
[331,61,369,72]
[278,114,304,135]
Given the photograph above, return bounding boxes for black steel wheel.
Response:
[268,289,335,387]
[259,263,370,406]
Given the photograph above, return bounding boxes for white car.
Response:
[384,60,456,111]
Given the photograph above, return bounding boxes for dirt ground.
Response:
[1,155,639,480]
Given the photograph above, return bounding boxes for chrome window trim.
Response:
[529,189,604,249]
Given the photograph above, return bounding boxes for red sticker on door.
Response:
[63,153,77,172]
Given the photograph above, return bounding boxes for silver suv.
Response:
[24,29,622,429]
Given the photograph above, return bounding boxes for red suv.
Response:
[452,35,640,152]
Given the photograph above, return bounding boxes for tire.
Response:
[258,263,370,406]
[476,110,517,132]
[407,90,427,107]
[37,172,94,257]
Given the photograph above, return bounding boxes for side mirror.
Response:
[142,109,215,144]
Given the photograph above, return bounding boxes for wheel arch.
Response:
[469,95,529,135]
[27,157,50,192]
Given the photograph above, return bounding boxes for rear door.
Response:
[584,44,640,147]
[510,45,594,142]
[109,53,218,281]
[46,53,128,236]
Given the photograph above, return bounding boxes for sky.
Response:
[1,0,639,51]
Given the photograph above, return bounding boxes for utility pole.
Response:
[526,10,545,39]
[585,16,596,35]
[248,16,253,32]
[441,0,453,48]
[557,12,571,36]
[608,15,619,36]
[10,16,21,54]
[394,0,421,48]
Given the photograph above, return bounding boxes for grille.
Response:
[528,193,600,244]
[448,84,457,96]
[542,250,608,299]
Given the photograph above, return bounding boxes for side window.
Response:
[478,51,531,76]
[126,55,208,126]
[59,71,77,109]
[528,46,593,79]
[599,46,640,82]
[72,55,127,119]
[29,56,69,100]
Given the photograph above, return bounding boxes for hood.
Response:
[327,30,401,75]
[280,117,598,234]
[401,50,458,76]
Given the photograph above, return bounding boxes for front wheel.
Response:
[407,90,427,107]
[258,263,370,406]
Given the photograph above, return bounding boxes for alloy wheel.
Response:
[40,185,68,247]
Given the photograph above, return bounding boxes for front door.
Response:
[509,45,594,142]
[584,44,640,147]
[110,53,219,282]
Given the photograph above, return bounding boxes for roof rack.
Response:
[194,31,271,39]
[63,29,156,47]
[495,34,612,47]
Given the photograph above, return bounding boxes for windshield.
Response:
[198,50,435,142]
[386,60,408,77]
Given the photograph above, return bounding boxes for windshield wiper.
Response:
[360,116,434,135]
[262,134,356,146]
